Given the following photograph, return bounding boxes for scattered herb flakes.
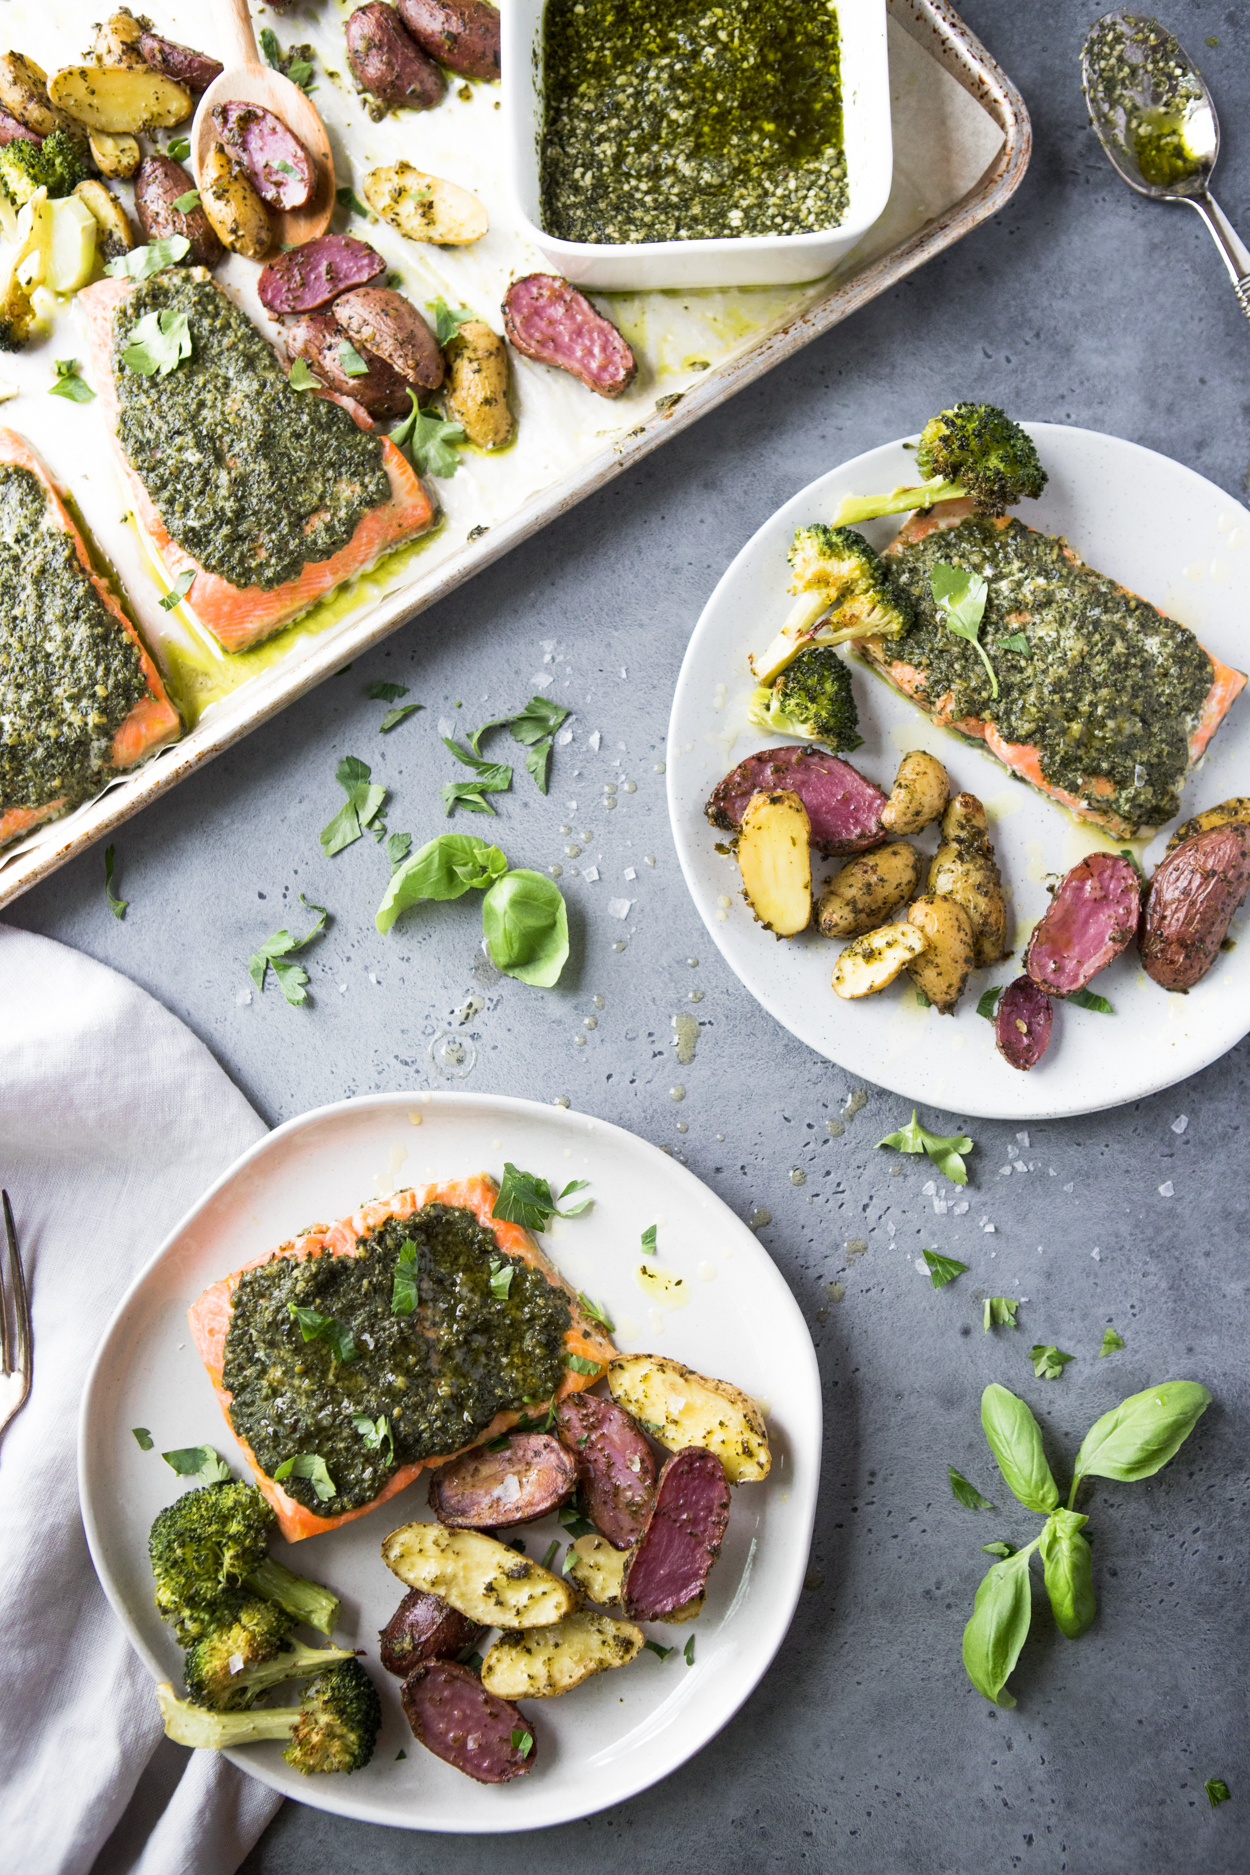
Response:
[877,1109,973,1185]
[288,357,319,392]
[932,561,997,698]
[428,296,475,347]
[1068,987,1114,1014]
[122,307,192,378]
[321,755,387,854]
[171,188,201,212]
[337,338,370,379]
[540,1539,559,1572]
[162,1444,232,1485]
[158,567,196,612]
[684,1635,695,1666]
[387,831,413,872]
[984,1296,1020,1333]
[468,696,570,801]
[578,1292,614,1330]
[495,1164,590,1230]
[105,234,190,281]
[914,987,931,1008]
[247,895,328,1006]
[996,632,1030,654]
[977,986,1004,1021]
[391,1239,419,1315]
[390,390,464,477]
[49,358,94,402]
[511,1729,535,1759]
[557,1500,597,1537]
[351,1411,394,1462]
[981,1540,1016,1559]
[289,1301,358,1364]
[1030,1344,1075,1380]
[949,1465,995,1510]
[488,1255,515,1301]
[395,1750,407,1761]
[643,1638,674,1660]
[641,1224,658,1255]
[380,704,423,732]
[336,185,369,218]
[131,1427,154,1450]
[1098,1327,1126,1358]
[103,843,127,920]
[566,1353,602,1376]
[923,1249,969,1290]
[1206,1779,1231,1808]
[274,1452,337,1501]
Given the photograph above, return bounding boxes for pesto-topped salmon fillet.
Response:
[188,1174,616,1544]
[79,268,435,654]
[0,427,179,850]
[855,500,1245,839]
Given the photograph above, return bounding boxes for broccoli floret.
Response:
[0,130,89,208]
[149,1482,340,1646]
[158,1661,381,1774]
[834,403,1048,525]
[184,1601,357,1711]
[748,646,863,750]
[753,526,913,685]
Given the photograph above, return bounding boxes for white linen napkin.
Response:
[0,924,283,1875]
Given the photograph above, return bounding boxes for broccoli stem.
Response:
[244,1558,341,1636]
[158,1682,299,1750]
[833,479,965,526]
[228,1640,357,1703]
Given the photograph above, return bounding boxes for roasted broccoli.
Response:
[157,1660,382,1775]
[749,646,862,750]
[835,403,1047,525]
[0,130,89,208]
[149,1482,341,1646]
[753,525,913,685]
[183,1600,358,1711]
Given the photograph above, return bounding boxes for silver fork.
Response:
[0,1191,32,1437]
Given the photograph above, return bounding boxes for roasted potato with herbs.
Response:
[1166,795,1250,854]
[363,159,488,245]
[736,788,812,937]
[481,1611,644,1700]
[88,129,141,180]
[906,894,976,1013]
[48,63,192,135]
[1141,820,1250,991]
[607,1354,771,1483]
[881,749,949,835]
[816,841,920,939]
[831,920,927,999]
[133,152,222,264]
[72,178,134,261]
[90,13,147,70]
[564,1533,626,1606]
[331,286,444,392]
[0,54,77,138]
[381,1521,577,1628]
[199,142,271,261]
[623,1447,731,1624]
[928,791,1008,967]
[444,318,513,448]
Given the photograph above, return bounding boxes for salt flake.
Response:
[583,866,600,882]
[608,898,632,919]
[588,730,601,752]
[624,867,637,881]
[1016,1130,1030,1148]
[1158,1180,1175,1197]
[921,1179,935,1196]
[1171,1115,1189,1135]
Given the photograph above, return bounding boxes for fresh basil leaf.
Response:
[166,136,191,161]
[368,681,409,702]
[380,703,422,732]
[875,1108,972,1185]
[172,188,200,212]
[684,1635,695,1666]
[351,1411,394,1462]
[337,338,370,378]
[641,1224,658,1255]
[511,1729,534,1758]
[983,1297,1020,1333]
[1205,1779,1231,1808]
[981,1540,1016,1559]
[980,1382,1059,1513]
[643,1638,674,1660]
[376,833,509,933]
[949,1465,994,1510]
[163,1444,232,1485]
[1030,1344,1075,1380]
[386,831,413,872]
[132,1427,154,1450]
[540,1539,559,1572]
[289,1302,358,1363]
[427,296,476,347]
[1067,987,1114,1014]
[482,869,569,986]
[104,843,128,920]
[932,561,998,698]
[488,1256,515,1301]
[961,1542,1038,1707]
[923,1249,969,1290]
[274,1452,336,1501]
[523,736,555,794]
[977,986,1004,1021]
[336,185,368,217]
[49,359,94,402]
[578,1292,613,1329]
[105,234,190,281]
[247,896,328,1003]
[158,568,196,612]
[287,59,316,91]
[996,632,1030,654]
[1098,1327,1125,1358]
[1038,1507,1096,1639]
[1071,1381,1211,1487]
[122,307,192,378]
[288,357,319,392]
[259,26,282,68]
[391,1239,418,1315]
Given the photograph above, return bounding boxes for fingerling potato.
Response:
[881,749,949,835]
[831,920,927,999]
[1140,820,1250,991]
[331,285,444,391]
[482,1611,644,1699]
[928,791,1008,967]
[1166,795,1250,854]
[199,142,272,261]
[623,1447,731,1624]
[137,29,223,94]
[133,152,222,265]
[0,53,76,137]
[995,974,1053,1070]
[379,1587,485,1675]
[907,893,975,1013]
[90,13,147,70]
[444,318,513,448]
[564,1533,627,1606]
[427,1431,576,1529]
[48,63,192,135]
[401,1660,535,1783]
[87,129,141,180]
[74,178,136,261]
[816,841,920,939]
[363,158,488,245]
[382,1520,577,1627]
[556,1390,655,1549]
[607,1353,771,1483]
[737,788,812,937]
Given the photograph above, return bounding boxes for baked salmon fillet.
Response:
[0,426,179,850]
[856,500,1246,839]
[79,267,435,654]
[189,1174,616,1543]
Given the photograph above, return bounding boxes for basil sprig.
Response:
[962,1379,1211,1707]
[376,835,570,988]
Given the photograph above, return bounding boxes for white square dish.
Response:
[502,0,894,290]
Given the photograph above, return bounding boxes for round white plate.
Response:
[78,1093,820,1833]
[667,423,1250,1120]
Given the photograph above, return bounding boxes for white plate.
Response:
[667,424,1250,1120]
[78,1093,820,1833]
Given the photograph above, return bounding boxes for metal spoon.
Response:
[1081,11,1250,326]
[192,0,335,254]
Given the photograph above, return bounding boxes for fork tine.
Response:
[0,1192,13,1378]
[3,1192,31,1396]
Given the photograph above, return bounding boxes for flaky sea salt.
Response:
[582,866,600,882]
[1171,1115,1189,1135]
[608,898,632,919]
[1158,1180,1175,1197]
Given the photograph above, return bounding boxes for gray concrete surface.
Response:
[12,1,1250,1868]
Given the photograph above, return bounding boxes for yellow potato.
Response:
[91,13,148,69]
[74,179,136,261]
[199,143,271,261]
[481,1612,644,1699]
[363,160,489,246]
[381,1521,577,1628]
[88,129,141,180]
[881,750,949,836]
[816,842,920,938]
[48,63,192,135]
[737,788,812,937]
[907,894,976,1013]
[1166,795,1250,854]
[445,319,514,449]
[831,921,927,999]
[607,1353,771,1483]
[0,53,76,137]
[928,791,1008,967]
[565,1533,626,1607]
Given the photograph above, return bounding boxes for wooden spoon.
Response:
[191,0,335,253]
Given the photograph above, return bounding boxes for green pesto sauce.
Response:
[221,1204,572,1516]
[0,464,148,812]
[540,0,847,245]
[1087,16,1206,188]
[112,269,391,594]
[883,517,1213,831]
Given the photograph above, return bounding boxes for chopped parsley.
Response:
[390,390,464,478]
[290,1302,358,1364]
[876,1109,973,1185]
[336,184,368,218]
[922,1249,969,1289]
[320,755,387,854]
[540,1539,559,1572]
[337,339,370,379]
[162,1445,232,1485]
[105,234,190,281]
[641,1224,658,1255]
[351,1411,394,1462]
[1068,987,1114,1014]
[511,1729,534,1758]
[1098,1327,1126,1358]
[983,1297,1020,1333]
[1205,1778,1231,1808]
[495,1163,591,1231]
[643,1638,673,1660]
[949,1465,994,1510]
[976,987,1004,1021]
[391,1239,419,1315]
[578,1292,614,1329]
[103,844,127,920]
[684,1635,695,1666]
[488,1256,515,1301]
[1030,1344,1075,1380]
[288,357,319,391]
[49,358,94,402]
[932,562,997,698]
[157,568,195,612]
[566,1354,602,1377]
[247,896,328,1006]
[122,307,192,378]
[274,1452,337,1501]
[428,297,475,346]
[381,704,422,732]
[368,681,409,702]
[131,1427,154,1450]
[171,188,200,212]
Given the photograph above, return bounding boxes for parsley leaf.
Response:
[132,1427,154,1450]
[386,831,413,872]
[259,26,283,67]
[1118,846,1147,883]
[468,694,570,756]
[122,307,192,378]
[540,1539,559,1572]
[247,895,328,1005]
[876,1108,973,1185]
[166,136,191,161]
[274,1452,336,1501]
[923,1249,969,1290]
[558,1500,597,1537]
[1068,987,1114,1014]
[336,184,369,218]
[984,1296,1020,1333]
[931,562,997,698]
[390,389,464,477]
[1030,1344,1075,1380]
[49,358,94,402]
[351,1411,394,1462]
[158,568,195,612]
[578,1292,614,1330]
[511,1729,534,1759]
[525,737,554,793]
[566,1354,602,1377]
[288,357,319,392]
[684,1635,695,1666]
[949,1465,995,1510]
[441,738,513,814]
[495,1163,591,1231]
[488,1255,515,1301]
[337,338,370,378]
[641,1224,658,1255]
[427,296,476,347]
[105,235,190,281]
[381,704,423,732]
[976,986,1004,1021]
[103,843,127,920]
[391,1238,418,1315]
[1098,1327,1125,1358]
[981,1540,1016,1559]
[289,1301,358,1364]
[163,1445,232,1485]
[320,755,387,855]
[1206,1779,1231,1808]
[172,187,200,212]
[376,833,508,932]
[996,632,1030,654]
[643,1639,674,1660]
[368,681,409,702]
